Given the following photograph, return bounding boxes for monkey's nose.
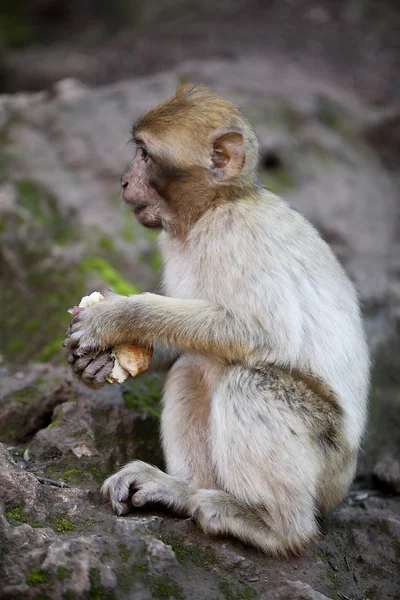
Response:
[121,180,129,189]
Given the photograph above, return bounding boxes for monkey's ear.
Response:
[210,127,245,181]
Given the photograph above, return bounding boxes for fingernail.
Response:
[116,506,122,516]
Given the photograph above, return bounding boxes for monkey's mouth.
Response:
[132,204,148,215]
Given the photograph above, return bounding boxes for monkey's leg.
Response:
[189,366,320,554]
[161,355,216,489]
[102,356,215,516]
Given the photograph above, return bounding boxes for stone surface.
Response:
[260,580,332,599]
[1,57,399,364]
[0,369,399,599]
[373,455,400,494]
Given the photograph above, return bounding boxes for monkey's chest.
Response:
[162,249,211,300]
[163,263,203,299]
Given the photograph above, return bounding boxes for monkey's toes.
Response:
[101,461,170,514]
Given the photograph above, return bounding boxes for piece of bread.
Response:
[108,344,153,383]
[70,292,153,383]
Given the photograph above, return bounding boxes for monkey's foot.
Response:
[101,460,189,516]
[189,489,240,535]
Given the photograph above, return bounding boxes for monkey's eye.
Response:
[140,146,149,162]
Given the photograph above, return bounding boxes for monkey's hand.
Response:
[63,295,129,356]
[67,350,114,389]
[64,292,268,366]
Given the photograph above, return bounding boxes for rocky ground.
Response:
[0,364,399,600]
[1,2,400,596]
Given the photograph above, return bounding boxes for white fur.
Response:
[160,190,369,449]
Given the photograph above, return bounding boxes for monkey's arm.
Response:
[65,293,268,365]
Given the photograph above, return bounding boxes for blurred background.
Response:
[0,0,399,488]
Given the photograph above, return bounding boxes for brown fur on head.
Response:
[120,84,260,236]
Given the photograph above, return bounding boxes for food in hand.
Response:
[68,292,152,383]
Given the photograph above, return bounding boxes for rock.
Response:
[0,364,164,487]
[1,58,399,364]
[373,455,400,494]
[1,386,400,599]
[261,580,332,599]
[0,366,78,443]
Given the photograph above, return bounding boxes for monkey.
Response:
[64,83,370,555]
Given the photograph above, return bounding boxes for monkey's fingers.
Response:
[82,361,114,389]
[66,351,78,365]
[65,314,83,338]
[71,352,99,373]
[63,333,99,356]
[102,461,156,515]
[78,352,114,388]
[62,335,79,350]
[102,472,131,516]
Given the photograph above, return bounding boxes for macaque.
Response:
[65,84,369,555]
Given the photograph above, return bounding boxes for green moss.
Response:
[118,543,131,563]
[12,386,39,404]
[52,516,77,533]
[62,468,84,484]
[70,428,88,438]
[29,520,44,528]
[131,561,148,574]
[8,339,24,353]
[151,579,184,600]
[64,590,74,600]
[261,168,294,195]
[149,249,163,271]
[86,465,106,480]
[81,257,140,296]
[99,236,116,252]
[88,568,105,600]
[47,415,60,429]
[117,564,148,594]
[159,535,214,568]
[38,337,65,362]
[326,569,338,588]
[25,318,40,332]
[27,569,51,586]
[365,585,377,598]
[16,179,75,244]
[6,506,25,523]
[138,229,162,271]
[100,550,113,563]
[121,375,163,418]
[122,388,160,418]
[218,581,256,600]
[119,212,137,242]
[57,566,72,581]
[0,177,83,365]
[145,229,159,242]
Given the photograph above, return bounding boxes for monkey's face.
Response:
[121,83,260,234]
[121,145,170,230]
